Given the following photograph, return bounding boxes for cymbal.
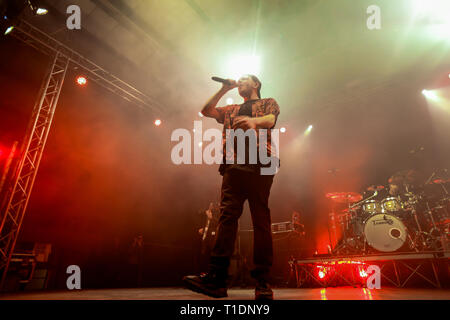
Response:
[367,185,385,192]
[326,192,363,203]
[427,178,450,185]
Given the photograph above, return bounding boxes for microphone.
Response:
[211,77,233,85]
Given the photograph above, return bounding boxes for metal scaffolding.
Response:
[0,19,164,290]
[0,52,69,289]
[11,19,164,114]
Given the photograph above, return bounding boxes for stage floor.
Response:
[1,287,449,300]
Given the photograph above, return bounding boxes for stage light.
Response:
[318,270,326,279]
[226,97,233,105]
[422,89,438,101]
[413,0,450,22]
[76,76,87,86]
[227,54,261,80]
[304,124,313,136]
[359,268,368,278]
[198,112,203,118]
[154,119,162,126]
[4,26,14,35]
[36,8,48,15]
[316,265,327,279]
[280,127,286,133]
[412,0,450,39]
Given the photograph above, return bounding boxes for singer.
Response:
[183,75,280,300]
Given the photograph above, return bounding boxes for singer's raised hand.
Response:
[221,79,238,92]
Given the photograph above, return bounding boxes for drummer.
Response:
[388,169,422,198]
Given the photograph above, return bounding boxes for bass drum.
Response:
[364,214,407,252]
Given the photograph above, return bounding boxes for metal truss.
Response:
[11,19,164,114]
[0,52,69,290]
[294,252,449,289]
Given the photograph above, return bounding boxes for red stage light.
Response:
[76,76,87,86]
[316,265,327,279]
[359,268,368,278]
[154,119,162,126]
[318,270,326,279]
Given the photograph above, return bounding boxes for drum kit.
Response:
[327,169,450,255]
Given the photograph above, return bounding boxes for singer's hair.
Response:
[247,74,261,98]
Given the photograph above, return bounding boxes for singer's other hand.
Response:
[232,116,257,130]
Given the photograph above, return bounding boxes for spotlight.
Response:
[422,89,438,100]
[359,267,368,278]
[4,25,13,35]
[316,265,327,279]
[304,124,313,136]
[280,127,286,133]
[154,119,162,126]
[28,1,48,15]
[35,8,48,15]
[76,76,87,86]
[1,0,29,36]
[227,54,261,80]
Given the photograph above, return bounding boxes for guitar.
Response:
[201,202,216,253]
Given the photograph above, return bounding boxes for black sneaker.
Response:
[183,273,228,298]
[255,280,273,300]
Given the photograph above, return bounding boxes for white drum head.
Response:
[364,214,407,252]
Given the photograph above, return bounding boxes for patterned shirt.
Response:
[215,98,280,175]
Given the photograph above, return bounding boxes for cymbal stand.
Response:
[328,208,339,254]
[331,203,359,255]
[425,201,439,231]
[405,189,428,251]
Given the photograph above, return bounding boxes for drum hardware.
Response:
[326,192,363,255]
[324,169,450,255]
[381,196,403,213]
[404,192,429,251]
[364,214,408,252]
[351,190,378,208]
[362,199,383,216]
[326,192,363,204]
[425,201,439,233]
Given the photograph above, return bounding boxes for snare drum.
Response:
[362,200,382,215]
[382,197,402,213]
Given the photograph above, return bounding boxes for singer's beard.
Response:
[238,87,252,99]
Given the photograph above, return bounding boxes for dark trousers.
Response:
[209,168,274,282]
